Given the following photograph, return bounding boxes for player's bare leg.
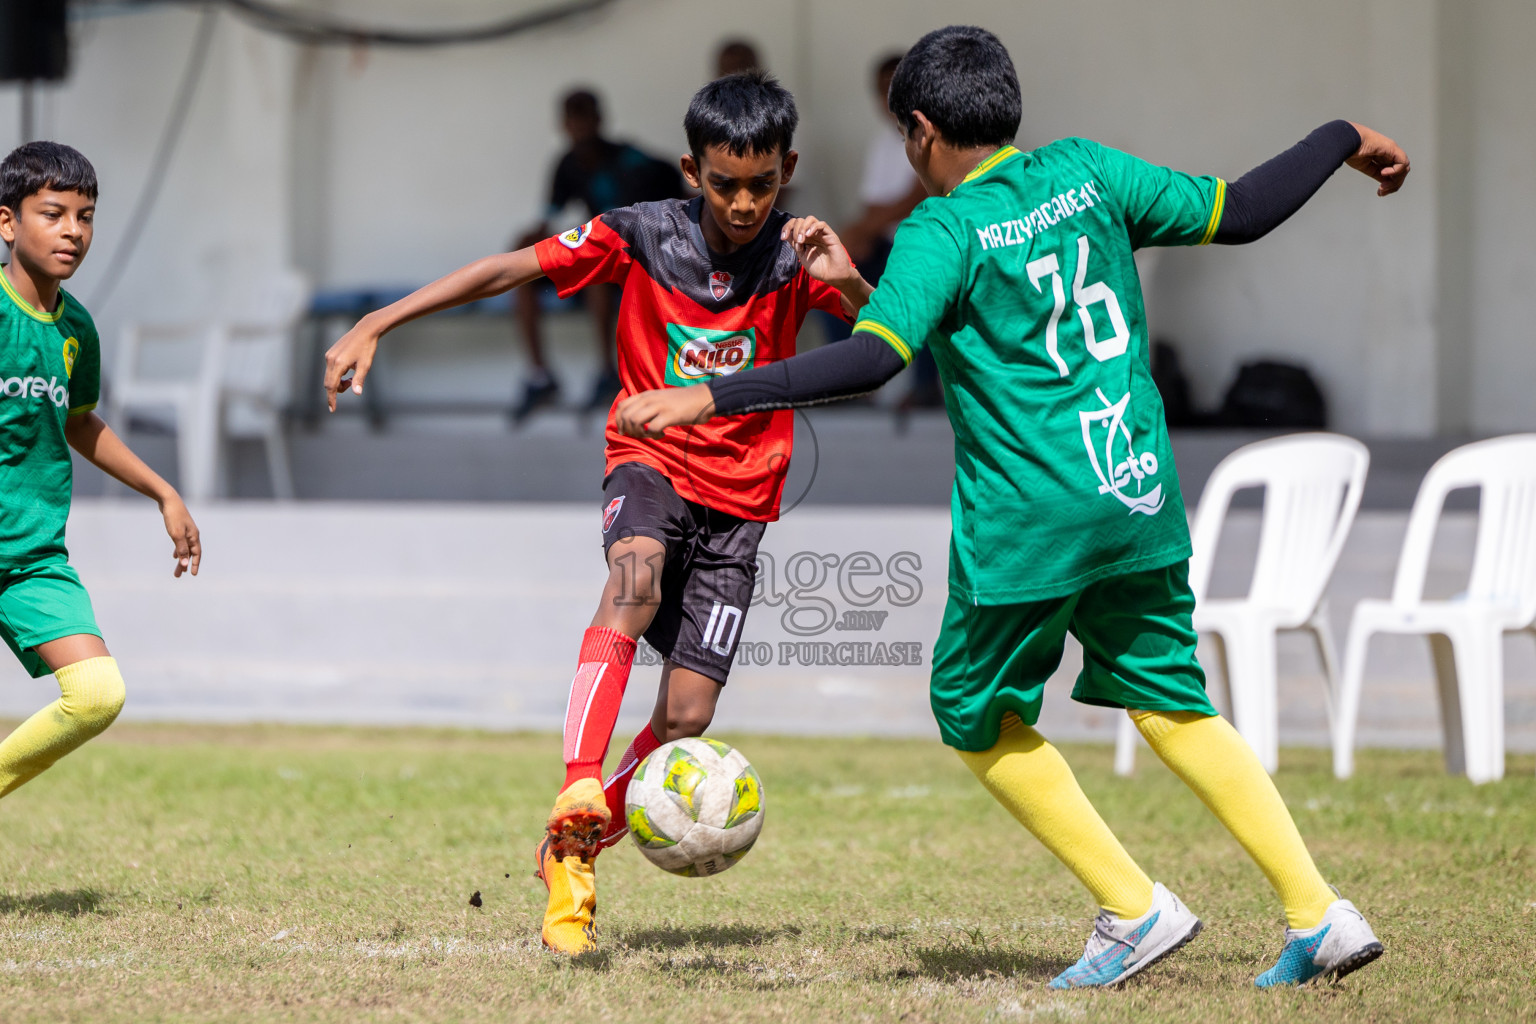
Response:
[597,661,723,849]
[650,662,722,742]
[539,534,665,954]
[550,532,664,851]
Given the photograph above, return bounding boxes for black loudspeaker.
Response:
[0,0,70,83]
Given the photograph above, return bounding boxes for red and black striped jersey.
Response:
[535,198,851,522]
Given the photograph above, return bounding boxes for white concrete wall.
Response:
[1,8,295,347]
[1463,2,1536,435]
[805,0,1449,436]
[0,1,1532,437]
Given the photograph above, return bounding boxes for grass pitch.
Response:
[0,724,1531,1023]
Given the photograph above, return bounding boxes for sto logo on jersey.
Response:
[709,271,733,301]
[1079,387,1164,516]
[664,324,757,387]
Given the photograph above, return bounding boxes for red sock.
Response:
[598,724,664,848]
[561,627,637,789]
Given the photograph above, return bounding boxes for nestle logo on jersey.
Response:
[0,375,69,408]
[663,323,756,387]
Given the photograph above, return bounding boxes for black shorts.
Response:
[601,462,764,685]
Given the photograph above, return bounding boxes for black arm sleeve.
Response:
[709,332,909,415]
[1213,120,1361,244]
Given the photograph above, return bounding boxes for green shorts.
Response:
[930,560,1214,752]
[0,561,103,678]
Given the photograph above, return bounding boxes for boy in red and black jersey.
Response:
[323,71,872,955]
[539,190,841,521]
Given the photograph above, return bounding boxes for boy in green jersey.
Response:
[615,26,1409,989]
[0,142,201,806]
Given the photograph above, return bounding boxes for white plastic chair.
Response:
[1333,435,1536,784]
[107,270,308,500]
[218,270,309,498]
[107,321,225,501]
[1115,433,1369,775]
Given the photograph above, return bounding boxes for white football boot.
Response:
[1255,896,1383,987]
[1049,882,1202,988]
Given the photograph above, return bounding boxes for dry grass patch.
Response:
[1,723,1531,1022]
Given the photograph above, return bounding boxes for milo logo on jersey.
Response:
[1079,387,1164,516]
[664,323,757,387]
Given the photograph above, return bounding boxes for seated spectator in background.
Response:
[839,54,927,278]
[712,39,797,214]
[831,52,941,408]
[511,88,686,422]
[714,38,762,77]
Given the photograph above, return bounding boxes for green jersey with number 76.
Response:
[853,139,1225,605]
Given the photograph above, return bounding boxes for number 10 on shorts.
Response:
[701,602,744,656]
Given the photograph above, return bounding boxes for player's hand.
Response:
[614,386,716,439]
[160,495,201,577]
[782,217,857,288]
[1345,123,1410,196]
[323,320,380,412]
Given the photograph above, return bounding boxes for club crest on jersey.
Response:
[709,270,733,301]
[558,221,593,249]
[663,323,757,387]
[602,496,625,533]
[62,337,79,378]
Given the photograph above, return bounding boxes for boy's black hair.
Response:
[684,70,798,162]
[0,141,98,212]
[887,26,1020,150]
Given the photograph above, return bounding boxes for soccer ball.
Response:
[625,737,764,877]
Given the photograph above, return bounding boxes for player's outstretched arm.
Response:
[614,332,908,439]
[781,216,874,314]
[64,412,200,577]
[1214,120,1409,245]
[323,246,546,411]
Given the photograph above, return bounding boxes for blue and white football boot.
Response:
[1049,882,1202,989]
[1255,896,1383,987]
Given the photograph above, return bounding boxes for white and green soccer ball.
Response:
[625,737,764,877]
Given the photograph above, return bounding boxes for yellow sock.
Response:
[1132,710,1334,929]
[957,713,1154,919]
[0,657,125,799]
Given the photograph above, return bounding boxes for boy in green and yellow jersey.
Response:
[614,26,1410,989]
[0,142,200,806]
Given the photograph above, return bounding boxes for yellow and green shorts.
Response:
[930,561,1214,752]
[0,560,102,678]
